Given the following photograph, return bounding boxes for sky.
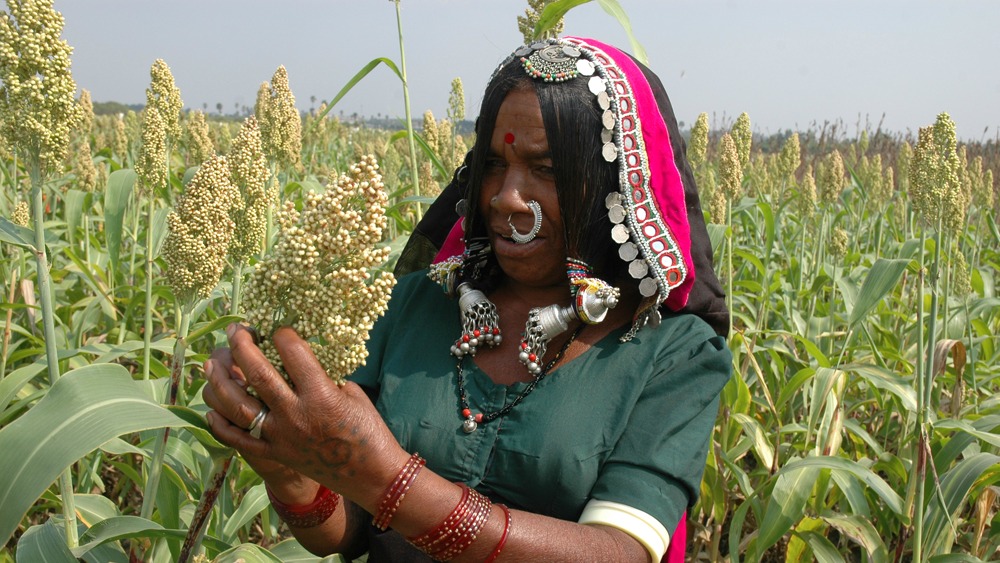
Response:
[53,0,1000,141]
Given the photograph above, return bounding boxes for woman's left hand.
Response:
[204,323,408,510]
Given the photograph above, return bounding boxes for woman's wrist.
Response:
[266,482,340,528]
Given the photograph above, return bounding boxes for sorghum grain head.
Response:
[817,150,846,206]
[242,155,396,384]
[71,138,97,192]
[184,110,215,165]
[829,227,848,260]
[688,113,709,169]
[448,78,465,123]
[731,112,752,170]
[422,110,439,155]
[517,0,563,42]
[146,59,183,142]
[797,164,817,218]
[778,133,801,184]
[0,0,83,171]
[162,155,240,304]
[78,89,93,136]
[227,116,270,264]
[12,200,30,227]
[113,116,128,162]
[718,133,742,202]
[136,108,167,195]
[255,66,302,170]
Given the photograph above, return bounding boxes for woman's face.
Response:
[478,87,568,290]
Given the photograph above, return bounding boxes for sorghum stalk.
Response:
[1,0,85,545]
[392,0,422,222]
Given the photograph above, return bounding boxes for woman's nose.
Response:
[490,167,530,212]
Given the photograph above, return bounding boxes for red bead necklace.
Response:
[456,324,583,433]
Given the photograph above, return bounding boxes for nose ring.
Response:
[509,201,542,244]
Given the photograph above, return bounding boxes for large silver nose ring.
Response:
[509,201,542,244]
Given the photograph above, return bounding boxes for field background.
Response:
[1,1,998,562]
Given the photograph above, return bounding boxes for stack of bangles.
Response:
[266,483,341,528]
[373,453,512,561]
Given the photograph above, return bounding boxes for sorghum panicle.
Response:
[78,89,94,136]
[709,183,727,225]
[242,155,396,383]
[817,150,846,207]
[448,78,465,123]
[896,141,913,194]
[731,112,752,170]
[796,164,818,218]
[71,138,97,192]
[162,155,240,304]
[518,0,563,42]
[112,115,128,162]
[0,0,83,170]
[136,108,167,195]
[255,66,303,170]
[184,110,216,165]
[12,200,30,227]
[778,133,801,184]
[688,112,709,169]
[829,227,848,260]
[718,133,742,202]
[146,59,183,142]
[932,113,966,234]
[909,126,940,223]
[952,251,972,297]
[422,110,439,155]
[227,117,270,264]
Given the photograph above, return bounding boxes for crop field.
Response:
[1,1,998,562]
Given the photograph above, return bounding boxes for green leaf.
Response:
[781,456,903,516]
[222,484,269,540]
[0,215,36,250]
[16,519,78,562]
[151,206,170,255]
[822,513,889,562]
[535,0,590,40]
[304,58,402,138]
[795,530,845,563]
[269,538,350,562]
[0,364,191,546]
[847,258,910,330]
[923,453,1000,555]
[64,189,91,246]
[757,465,821,555]
[595,0,649,64]
[0,360,46,415]
[928,554,987,563]
[104,168,136,274]
[214,543,284,563]
[71,516,232,559]
[186,314,242,344]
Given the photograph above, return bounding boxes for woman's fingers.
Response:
[226,323,296,411]
[203,358,265,430]
[205,410,272,458]
[272,326,332,395]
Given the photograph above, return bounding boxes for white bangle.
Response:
[578,499,670,562]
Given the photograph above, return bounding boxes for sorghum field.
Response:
[1,1,998,562]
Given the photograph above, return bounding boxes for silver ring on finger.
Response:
[247,405,269,439]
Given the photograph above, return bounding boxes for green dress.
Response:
[350,270,731,533]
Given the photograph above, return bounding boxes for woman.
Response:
[204,37,731,562]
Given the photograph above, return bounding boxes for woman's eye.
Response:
[485,158,506,173]
[535,165,555,178]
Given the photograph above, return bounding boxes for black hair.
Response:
[461,59,625,289]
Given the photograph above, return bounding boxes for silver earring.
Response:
[509,200,542,244]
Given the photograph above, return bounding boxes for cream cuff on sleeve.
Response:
[578,499,670,562]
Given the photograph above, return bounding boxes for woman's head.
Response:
[464,49,622,285]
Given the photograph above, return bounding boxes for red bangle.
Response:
[485,504,511,563]
[266,483,340,528]
[408,483,492,560]
[373,452,426,530]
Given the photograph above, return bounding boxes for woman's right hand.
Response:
[202,346,321,505]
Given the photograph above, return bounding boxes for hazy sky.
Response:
[54,0,1000,140]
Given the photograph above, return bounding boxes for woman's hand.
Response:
[203,324,407,510]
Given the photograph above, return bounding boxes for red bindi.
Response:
[504,132,515,144]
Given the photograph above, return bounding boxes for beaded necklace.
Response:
[456,324,584,433]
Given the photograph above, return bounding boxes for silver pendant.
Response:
[462,417,478,433]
